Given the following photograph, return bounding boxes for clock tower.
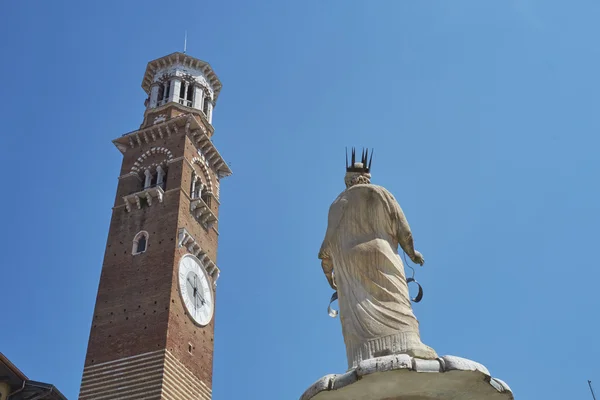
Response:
[78,52,231,400]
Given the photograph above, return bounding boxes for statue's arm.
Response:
[387,191,425,265]
[318,247,336,290]
[319,203,339,291]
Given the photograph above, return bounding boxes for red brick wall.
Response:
[82,114,220,394]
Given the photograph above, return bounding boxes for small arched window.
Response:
[132,231,149,255]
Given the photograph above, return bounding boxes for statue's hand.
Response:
[411,251,425,266]
[321,257,337,290]
[329,279,337,291]
[326,272,337,291]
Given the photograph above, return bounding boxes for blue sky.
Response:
[1,1,599,399]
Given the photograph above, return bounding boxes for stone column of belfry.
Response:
[144,169,152,188]
[78,52,231,400]
[156,165,165,187]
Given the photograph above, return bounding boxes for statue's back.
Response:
[327,184,399,251]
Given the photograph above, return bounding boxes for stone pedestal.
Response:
[300,354,513,400]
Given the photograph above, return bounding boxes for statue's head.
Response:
[345,165,371,188]
[345,148,373,188]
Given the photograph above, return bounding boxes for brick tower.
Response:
[78,52,231,400]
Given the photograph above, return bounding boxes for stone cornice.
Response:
[184,116,232,179]
[112,114,232,179]
[142,101,215,135]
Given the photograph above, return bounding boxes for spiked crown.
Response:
[346,147,373,173]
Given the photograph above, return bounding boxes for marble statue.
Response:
[301,149,513,399]
[318,149,437,369]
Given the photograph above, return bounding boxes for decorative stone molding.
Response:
[190,197,217,229]
[132,231,149,255]
[157,73,174,84]
[181,73,196,84]
[113,115,231,179]
[122,186,164,212]
[152,114,166,125]
[131,147,174,174]
[202,86,213,101]
[190,155,214,196]
[300,354,513,400]
[188,131,231,179]
[213,179,220,199]
[177,228,220,285]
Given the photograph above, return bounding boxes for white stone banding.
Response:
[190,156,214,197]
[113,116,232,180]
[80,350,212,400]
[131,147,174,174]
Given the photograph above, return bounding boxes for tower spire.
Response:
[183,30,187,54]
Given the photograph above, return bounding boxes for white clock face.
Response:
[178,255,214,326]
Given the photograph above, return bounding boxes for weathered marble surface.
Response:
[319,180,436,369]
[299,354,513,400]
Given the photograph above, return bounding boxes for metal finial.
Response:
[345,147,348,170]
[184,30,187,54]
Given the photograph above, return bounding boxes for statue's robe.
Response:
[319,184,437,369]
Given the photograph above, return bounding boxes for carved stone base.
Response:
[299,354,513,400]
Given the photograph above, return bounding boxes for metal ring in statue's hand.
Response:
[406,277,424,303]
[328,291,339,318]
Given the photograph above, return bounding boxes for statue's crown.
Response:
[346,147,373,173]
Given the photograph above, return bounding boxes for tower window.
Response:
[187,84,194,102]
[142,166,167,191]
[179,83,186,100]
[157,84,164,103]
[160,170,168,189]
[203,98,210,116]
[157,81,170,106]
[137,235,146,252]
[190,173,204,199]
[179,80,194,107]
[132,231,149,255]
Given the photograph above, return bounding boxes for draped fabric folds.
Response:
[319,184,437,369]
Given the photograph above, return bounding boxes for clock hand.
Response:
[194,290,206,305]
[188,277,198,297]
